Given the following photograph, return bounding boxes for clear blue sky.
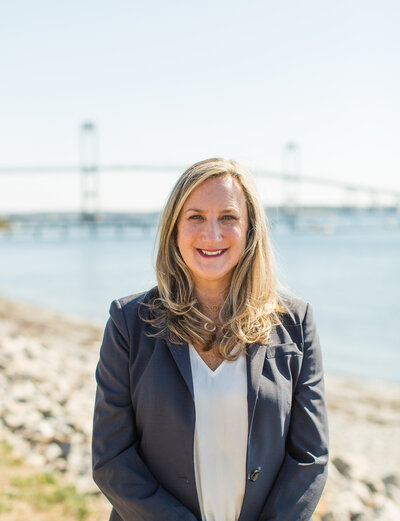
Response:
[1,0,399,211]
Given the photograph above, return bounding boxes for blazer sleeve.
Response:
[92,300,198,521]
[258,302,329,521]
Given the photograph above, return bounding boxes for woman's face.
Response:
[176,175,249,292]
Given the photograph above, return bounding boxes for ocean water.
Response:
[0,221,399,382]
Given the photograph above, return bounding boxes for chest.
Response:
[191,343,224,371]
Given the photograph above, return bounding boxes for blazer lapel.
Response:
[166,339,194,400]
[246,342,266,430]
[165,339,203,519]
[246,326,283,429]
[167,332,282,425]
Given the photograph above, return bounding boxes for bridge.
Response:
[0,124,398,233]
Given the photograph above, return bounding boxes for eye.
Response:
[188,214,204,221]
[221,214,237,221]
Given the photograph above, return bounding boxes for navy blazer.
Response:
[92,288,329,521]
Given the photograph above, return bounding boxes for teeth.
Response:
[201,250,222,256]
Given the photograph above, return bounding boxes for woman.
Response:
[92,158,329,521]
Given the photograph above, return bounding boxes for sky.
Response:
[0,0,399,212]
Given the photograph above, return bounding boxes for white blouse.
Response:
[189,344,248,521]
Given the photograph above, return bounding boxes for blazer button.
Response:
[249,468,261,482]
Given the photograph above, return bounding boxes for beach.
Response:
[0,295,399,521]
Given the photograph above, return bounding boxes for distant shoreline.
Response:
[1,205,399,222]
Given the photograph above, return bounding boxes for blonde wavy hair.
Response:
[142,157,286,360]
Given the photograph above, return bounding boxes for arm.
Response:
[258,302,329,521]
[92,300,198,521]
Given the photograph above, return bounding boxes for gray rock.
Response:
[363,478,386,495]
[383,473,400,488]
[321,514,336,521]
[350,514,374,521]
[385,483,400,504]
[332,456,352,477]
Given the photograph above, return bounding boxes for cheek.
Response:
[176,224,183,253]
[176,233,185,255]
[176,224,195,252]
[231,225,248,248]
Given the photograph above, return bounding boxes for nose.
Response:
[201,217,222,242]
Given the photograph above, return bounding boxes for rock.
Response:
[350,480,371,504]
[58,441,71,459]
[45,442,63,461]
[321,514,336,521]
[363,478,386,495]
[365,491,385,510]
[25,451,46,467]
[36,420,56,439]
[332,456,352,477]
[8,380,36,401]
[321,489,366,520]
[383,474,400,488]
[350,514,373,521]
[374,498,400,521]
[50,458,68,473]
[67,447,87,474]
[3,407,42,431]
[75,475,98,494]
[385,483,400,504]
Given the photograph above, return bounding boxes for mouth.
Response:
[196,248,227,258]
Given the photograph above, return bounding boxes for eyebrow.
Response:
[184,206,239,213]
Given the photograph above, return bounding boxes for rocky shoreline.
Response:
[0,295,399,520]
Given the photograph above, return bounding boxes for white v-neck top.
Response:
[189,344,248,521]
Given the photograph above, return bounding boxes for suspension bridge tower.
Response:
[79,122,99,221]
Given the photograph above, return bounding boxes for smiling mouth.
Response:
[197,249,227,257]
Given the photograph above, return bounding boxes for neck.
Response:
[195,284,227,322]
[195,285,225,308]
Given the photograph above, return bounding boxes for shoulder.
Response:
[278,292,310,326]
[110,286,158,316]
[277,292,321,352]
[107,286,158,338]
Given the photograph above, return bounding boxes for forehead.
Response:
[182,175,247,209]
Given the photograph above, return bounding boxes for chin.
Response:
[193,270,233,286]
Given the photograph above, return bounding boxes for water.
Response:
[0,221,399,382]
